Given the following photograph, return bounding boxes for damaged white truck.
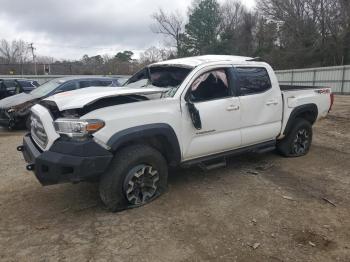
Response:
[18,55,334,211]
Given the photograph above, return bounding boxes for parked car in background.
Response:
[0,76,120,129]
[0,79,40,99]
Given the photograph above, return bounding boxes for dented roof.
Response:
[151,55,253,68]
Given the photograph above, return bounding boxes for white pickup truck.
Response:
[18,55,334,211]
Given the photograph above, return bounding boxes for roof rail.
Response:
[246,57,264,62]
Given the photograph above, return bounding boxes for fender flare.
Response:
[107,123,181,166]
[283,104,318,135]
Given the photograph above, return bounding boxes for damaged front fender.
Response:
[1,103,35,129]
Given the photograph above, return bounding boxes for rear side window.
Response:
[79,80,113,88]
[236,67,272,96]
[18,81,34,87]
[79,80,94,88]
[3,80,17,88]
[57,81,79,92]
[99,80,113,86]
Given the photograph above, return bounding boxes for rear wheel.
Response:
[99,144,168,212]
[277,118,313,157]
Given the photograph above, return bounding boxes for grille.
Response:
[31,112,48,149]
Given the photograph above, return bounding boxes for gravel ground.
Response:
[0,96,349,262]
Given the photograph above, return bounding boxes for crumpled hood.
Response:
[0,92,37,109]
[44,86,167,111]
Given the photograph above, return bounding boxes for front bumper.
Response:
[19,133,113,185]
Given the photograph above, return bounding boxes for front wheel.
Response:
[277,118,313,157]
[99,144,168,212]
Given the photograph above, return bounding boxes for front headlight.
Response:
[54,118,105,139]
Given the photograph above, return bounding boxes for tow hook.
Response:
[17,146,24,152]
[26,164,35,171]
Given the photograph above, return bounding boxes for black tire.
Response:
[277,118,313,157]
[99,144,168,212]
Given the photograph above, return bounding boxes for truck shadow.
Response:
[5,151,279,218]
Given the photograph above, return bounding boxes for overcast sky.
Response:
[0,0,256,60]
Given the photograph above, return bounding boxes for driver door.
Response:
[181,67,242,161]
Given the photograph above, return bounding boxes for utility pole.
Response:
[28,43,37,75]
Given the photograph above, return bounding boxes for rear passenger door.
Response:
[235,67,282,146]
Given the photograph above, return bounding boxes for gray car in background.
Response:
[0,79,40,99]
[0,76,121,130]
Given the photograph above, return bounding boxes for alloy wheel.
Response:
[293,128,310,154]
[123,165,160,205]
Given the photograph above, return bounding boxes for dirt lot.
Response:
[0,96,349,262]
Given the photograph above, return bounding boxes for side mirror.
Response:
[186,101,202,130]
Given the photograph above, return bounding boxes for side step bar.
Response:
[181,140,276,168]
[255,145,276,154]
[199,158,227,171]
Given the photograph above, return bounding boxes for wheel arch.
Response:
[283,104,318,136]
[107,123,181,166]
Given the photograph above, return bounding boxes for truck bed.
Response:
[280,85,327,91]
[279,85,332,138]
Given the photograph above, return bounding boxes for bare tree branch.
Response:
[151,8,184,54]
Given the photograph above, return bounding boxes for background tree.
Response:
[257,0,349,68]
[151,9,185,56]
[0,39,29,64]
[114,50,134,62]
[339,0,350,64]
[139,46,174,65]
[182,0,222,55]
[217,0,246,55]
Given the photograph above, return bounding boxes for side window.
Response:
[4,80,19,94]
[189,69,230,102]
[236,67,272,96]
[99,80,113,86]
[126,68,148,84]
[89,80,101,87]
[4,80,17,88]
[57,81,79,92]
[79,80,93,88]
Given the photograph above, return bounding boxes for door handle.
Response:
[266,100,279,106]
[226,105,240,111]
